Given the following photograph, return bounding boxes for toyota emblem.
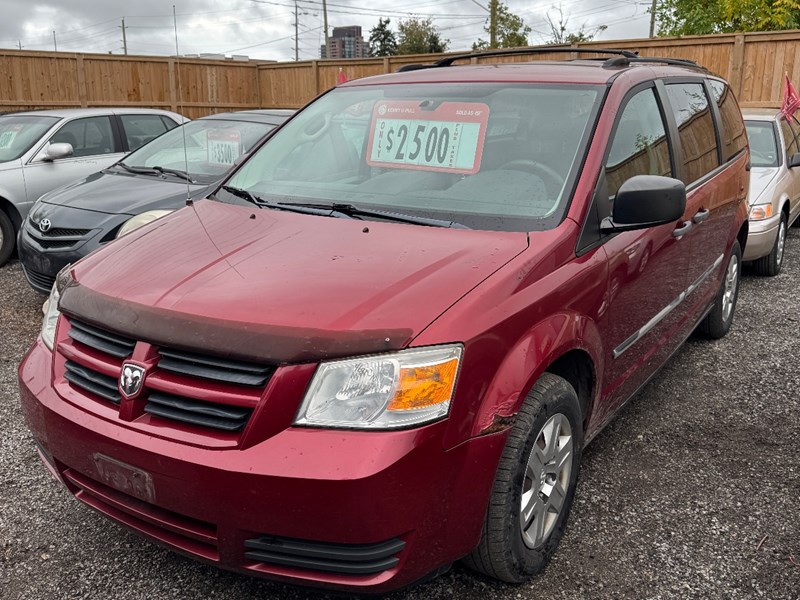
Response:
[119,363,146,399]
[38,218,52,233]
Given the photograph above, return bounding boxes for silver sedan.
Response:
[0,108,185,266]
[742,108,800,275]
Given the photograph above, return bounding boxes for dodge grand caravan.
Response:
[19,49,750,593]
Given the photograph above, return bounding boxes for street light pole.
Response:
[649,0,657,38]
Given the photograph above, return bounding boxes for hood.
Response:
[41,168,209,215]
[748,167,780,205]
[61,200,528,364]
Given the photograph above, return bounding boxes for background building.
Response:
[321,26,370,59]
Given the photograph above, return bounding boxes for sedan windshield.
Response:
[0,115,59,163]
[121,118,276,184]
[745,121,779,168]
[223,83,602,231]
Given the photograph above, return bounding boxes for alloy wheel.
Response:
[776,221,786,267]
[722,253,739,323]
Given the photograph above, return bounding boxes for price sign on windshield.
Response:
[207,129,242,166]
[367,101,489,174]
[0,124,23,149]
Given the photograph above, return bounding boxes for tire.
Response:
[0,209,14,267]
[752,213,787,277]
[463,373,583,583]
[698,240,742,339]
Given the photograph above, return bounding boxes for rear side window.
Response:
[120,114,171,151]
[709,80,747,162]
[665,82,719,184]
[605,88,672,198]
[50,116,115,158]
[779,117,799,158]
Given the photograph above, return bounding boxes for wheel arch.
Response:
[0,195,22,231]
[468,311,603,440]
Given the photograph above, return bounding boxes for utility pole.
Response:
[17,40,22,50]
[649,0,657,38]
[52,31,57,52]
[322,0,329,58]
[294,0,299,61]
[121,18,128,55]
[489,0,497,48]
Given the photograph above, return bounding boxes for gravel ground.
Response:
[1,233,799,600]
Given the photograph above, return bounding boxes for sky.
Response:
[0,0,655,61]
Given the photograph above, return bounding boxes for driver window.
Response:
[50,116,115,158]
[779,118,799,158]
[606,88,672,198]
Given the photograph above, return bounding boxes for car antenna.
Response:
[173,5,192,206]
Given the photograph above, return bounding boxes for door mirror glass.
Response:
[44,142,73,161]
[601,175,686,233]
[788,152,800,168]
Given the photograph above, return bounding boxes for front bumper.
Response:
[18,338,506,593]
[743,213,781,261]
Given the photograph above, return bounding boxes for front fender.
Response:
[469,311,604,438]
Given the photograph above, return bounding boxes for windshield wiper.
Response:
[219,186,341,217]
[288,202,469,229]
[151,166,195,183]
[117,162,160,175]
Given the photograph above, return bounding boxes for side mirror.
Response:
[601,175,686,234]
[44,143,74,161]
[788,152,800,168]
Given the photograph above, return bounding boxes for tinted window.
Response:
[666,83,719,184]
[779,117,799,157]
[709,80,747,162]
[605,88,672,197]
[745,121,779,168]
[120,114,170,151]
[0,115,58,163]
[50,116,115,158]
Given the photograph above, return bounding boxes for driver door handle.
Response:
[672,220,692,238]
[693,208,710,223]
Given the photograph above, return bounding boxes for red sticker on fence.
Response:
[367,101,490,174]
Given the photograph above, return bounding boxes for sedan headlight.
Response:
[117,210,173,238]
[749,204,774,221]
[41,267,71,351]
[295,345,462,429]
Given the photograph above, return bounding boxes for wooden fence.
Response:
[4,29,800,117]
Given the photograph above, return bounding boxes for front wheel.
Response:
[698,240,742,339]
[0,209,15,267]
[463,373,583,582]
[753,213,787,276]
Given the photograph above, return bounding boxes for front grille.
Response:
[22,266,55,291]
[145,391,252,431]
[68,320,136,359]
[64,360,121,404]
[244,535,405,575]
[36,238,79,249]
[41,227,91,237]
[158,348,273,387]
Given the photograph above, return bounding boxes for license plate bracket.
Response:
[93,453,156,503]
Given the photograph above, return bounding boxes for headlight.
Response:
[294,345,463,429]
[749,204,774,221]
[40,267,72,351]
[117,210,173,238]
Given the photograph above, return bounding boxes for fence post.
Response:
[76,54,88,108]
[312,60,320,96]
[383,57,390,74]
[729,34,746,100]
[167,59,178,113]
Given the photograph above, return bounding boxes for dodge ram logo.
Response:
[119,363,146,399]
[38,218,52,233]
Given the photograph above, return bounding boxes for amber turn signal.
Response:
[387,358,460,411]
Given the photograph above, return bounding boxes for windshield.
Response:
[121,118,277,184]
[0,115,59,163]
[745,120,779,168]
[223,83,602,231]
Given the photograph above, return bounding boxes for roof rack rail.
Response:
[396,47,639,72]
[607,56,709,73]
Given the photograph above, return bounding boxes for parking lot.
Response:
[1,230,799,600]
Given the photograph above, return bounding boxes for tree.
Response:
[473,1,531,50]
[546,6,607,45]
[397,18,449,54]
[369,17,398,56]
[655,0,800,36]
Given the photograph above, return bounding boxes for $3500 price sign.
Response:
[368,101,489,174]
[207,129,242,166]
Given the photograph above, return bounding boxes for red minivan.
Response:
[19,49,750,593]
